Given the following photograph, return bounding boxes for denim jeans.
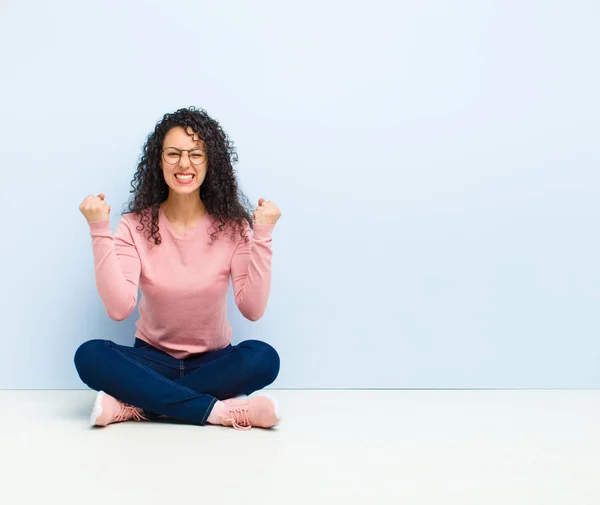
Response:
[74,337,280,425]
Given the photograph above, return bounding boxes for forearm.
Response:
[233,224,274,321]
[89,220,139,321]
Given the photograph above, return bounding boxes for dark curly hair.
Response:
[122,106,255,246]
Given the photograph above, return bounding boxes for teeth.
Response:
[175,174,193,180]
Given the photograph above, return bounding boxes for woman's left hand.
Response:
[253,198,282,225]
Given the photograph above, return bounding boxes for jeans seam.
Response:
[120,346,181,371]
[202,397,218,425]
[110,343,205,397]
[185,345,237,372]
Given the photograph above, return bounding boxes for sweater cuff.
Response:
[88,219,111,236]
[253,223,275,239]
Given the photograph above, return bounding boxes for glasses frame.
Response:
[161,147,207,166]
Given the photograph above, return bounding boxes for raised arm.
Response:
[88,216,141,321]
[230,221,275,321]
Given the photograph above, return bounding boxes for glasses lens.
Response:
[189,152,206,165]
[163,149,206,165]
[163,148,180,164]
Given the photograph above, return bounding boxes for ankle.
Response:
[207,401,227,425]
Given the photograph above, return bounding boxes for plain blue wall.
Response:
[1,0,598,389]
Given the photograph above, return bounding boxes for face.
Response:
[161,126,208,194]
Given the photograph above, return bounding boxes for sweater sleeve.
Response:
[230,222,275,321]
[87,216,141,321]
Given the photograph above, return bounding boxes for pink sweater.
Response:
[87,207,274,359]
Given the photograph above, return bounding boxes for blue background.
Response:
[1,0,598,389]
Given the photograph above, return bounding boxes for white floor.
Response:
[0,390,599,504]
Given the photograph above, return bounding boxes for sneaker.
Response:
[90,390,149,427]
[220,395,281,431]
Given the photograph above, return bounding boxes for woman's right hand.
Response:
[79,193,111,223]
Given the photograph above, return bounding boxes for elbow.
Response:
[244,309,265,322]
[236,295,266,322]
[107,304,134,321]
[108,310,130,322]
[105,295,136,321]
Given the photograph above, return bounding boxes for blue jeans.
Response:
[74,337,280,425]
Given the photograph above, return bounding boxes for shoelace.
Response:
[225,405,252,431]
[112,402,150,423]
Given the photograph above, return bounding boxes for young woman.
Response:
[74,106,282,431]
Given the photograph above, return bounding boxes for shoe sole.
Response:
[90,390,106,427]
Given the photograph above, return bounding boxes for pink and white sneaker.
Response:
[219,395,281,431]
[90,390,149,427]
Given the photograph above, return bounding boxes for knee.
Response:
[240,340,280,385]
[73,339,108,384]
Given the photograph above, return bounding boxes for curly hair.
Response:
[122,106,255,246]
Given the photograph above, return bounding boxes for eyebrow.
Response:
[164,146,206,151]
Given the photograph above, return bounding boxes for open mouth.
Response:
[174,173,195,183]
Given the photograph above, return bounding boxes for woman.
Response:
[74,106,282,431]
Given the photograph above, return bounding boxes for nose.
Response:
[178,151,191,169]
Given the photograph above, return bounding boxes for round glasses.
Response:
[162,148,207,166]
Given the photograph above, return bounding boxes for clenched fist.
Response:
[253,198,281,225]
[79,193,111,223]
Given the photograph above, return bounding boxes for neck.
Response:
[161,193,206,225]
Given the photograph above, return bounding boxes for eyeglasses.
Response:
[162,147,207,166]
